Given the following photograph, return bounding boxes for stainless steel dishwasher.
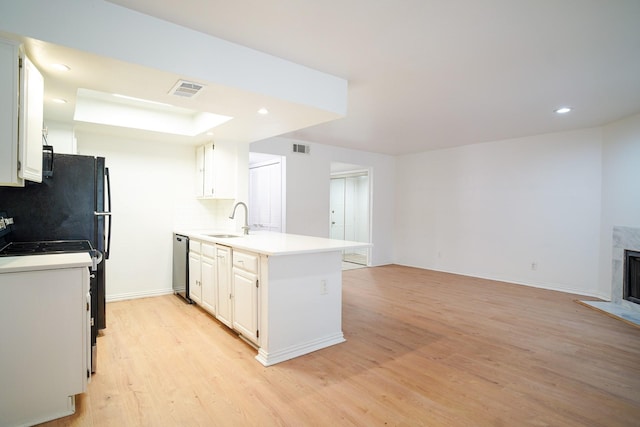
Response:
[172,234,191,303]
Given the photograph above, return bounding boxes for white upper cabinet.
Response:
[195,141,237,199]
[0,38,43,187]
[19,54,44,183]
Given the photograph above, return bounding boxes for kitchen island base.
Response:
[179,230,370,366]
[256,250,345,366]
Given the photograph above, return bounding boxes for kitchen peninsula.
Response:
[176,230,370,366]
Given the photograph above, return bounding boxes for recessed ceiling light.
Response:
[51,63,70,72]
[257,107,269,115]
[52,98,67,104]
[554,107,572,114]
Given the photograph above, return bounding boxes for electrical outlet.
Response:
[320,279,328,295]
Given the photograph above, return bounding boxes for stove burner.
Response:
[0,240,94,256]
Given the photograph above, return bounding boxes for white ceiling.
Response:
[104,0,640,155]
[5,29,341,147]
[9,1,640,155]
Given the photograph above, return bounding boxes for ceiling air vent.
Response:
[169,80,205,98]
[292,143,310,154]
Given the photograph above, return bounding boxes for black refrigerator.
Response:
[0,153,112,371]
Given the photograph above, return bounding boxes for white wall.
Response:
[76,132,244,301]
[250,137,396,266]
[598,113,640,298]
[44,121,76,154]
[59,116,640,301]
[394,128,603,297]
[57,116,640,301]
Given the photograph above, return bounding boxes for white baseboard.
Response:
[255,333,346,367]
[396,263,609,300]
[106,288,174,303]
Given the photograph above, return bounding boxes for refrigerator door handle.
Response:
[94,167,112,260]
[105,167,111,259]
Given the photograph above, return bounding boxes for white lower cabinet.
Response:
[215,245,233,328]
[187,240,260,346]
[188,251,202,305]
[232,249,260,345]
[0,262,90,426]
[200,244,216,314]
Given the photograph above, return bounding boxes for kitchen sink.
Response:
[207,234,241,238]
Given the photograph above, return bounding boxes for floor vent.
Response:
[292,143,310,154]
[169,80,205,98]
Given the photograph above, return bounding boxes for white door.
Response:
[330,178,345,240]
[249,156,284,232]
[329,169,370,266]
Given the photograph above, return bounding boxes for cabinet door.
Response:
[195,141,237,199]
[212,141,236,199]
[203,142,215,197]
[232,267,259,345]
[0,39,20,186]
[215,246,233,328]
[0,267,89,425]
[201,255,216,314]
[188,251,201,304]
[18,54,43,183]
[195,145,205,196]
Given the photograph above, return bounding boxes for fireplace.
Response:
[611,227,640,313]
[624,250,640,305]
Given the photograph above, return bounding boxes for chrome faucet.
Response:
[229,202,250,235]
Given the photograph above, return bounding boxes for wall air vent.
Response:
[292,143,310,154]
[169,80,205,98]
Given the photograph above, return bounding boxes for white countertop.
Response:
[0,253,92,274]
[177,230,371,256]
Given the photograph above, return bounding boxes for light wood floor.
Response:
[40,265,640,426]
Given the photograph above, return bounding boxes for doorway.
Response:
[330,162,370,266]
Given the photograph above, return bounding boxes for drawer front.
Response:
[233,250,259,274]
[201,243,215,258]
[189,240,201,254]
